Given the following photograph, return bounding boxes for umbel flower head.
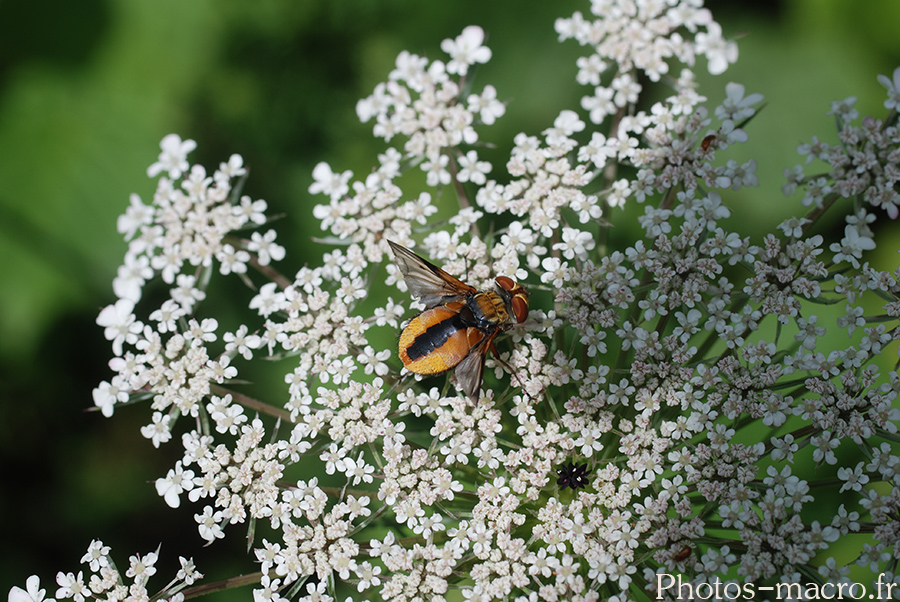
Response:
[10,1,900,601]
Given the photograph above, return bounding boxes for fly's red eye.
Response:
[511,295,529,323]
[495,276,515,291]
[495,276,529,323]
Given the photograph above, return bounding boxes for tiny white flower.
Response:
[442,26,492,76]
[147,134,196,179]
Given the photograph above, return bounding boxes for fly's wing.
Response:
[453,330,496,401]
[388,240,476,308]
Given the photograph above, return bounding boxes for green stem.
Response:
[800,192,841,236]
[179,572,262,600]
[446,151,471,210]
[210,384,294,423]
[249,255,293,290]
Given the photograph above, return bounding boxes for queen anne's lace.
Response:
[14,2,900,602]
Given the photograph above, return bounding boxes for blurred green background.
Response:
[2,0,899,597]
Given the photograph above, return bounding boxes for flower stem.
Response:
[800,192,841,235]
[179,572,262,599]
[249,255,293,289]
[211,384,294,422]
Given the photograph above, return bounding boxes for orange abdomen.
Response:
[399,307,485,375]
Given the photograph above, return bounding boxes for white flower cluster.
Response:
[13,2,900,602]
[787,73,900,220]
[9,543,202,602]
[92,137,288,421]
[783,70,900,271]
[357,25,499,181]
[309,25,505,266]
[114,134,284,303]
[555,0,737,119]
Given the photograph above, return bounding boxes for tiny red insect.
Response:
[672,545,692,563]
[388,240,529,400]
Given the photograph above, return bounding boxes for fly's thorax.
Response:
[465,290,515,331]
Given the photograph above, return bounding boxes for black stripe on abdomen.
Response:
[405,313,466,361]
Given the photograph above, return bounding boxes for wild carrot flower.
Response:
[11,2,900,601]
